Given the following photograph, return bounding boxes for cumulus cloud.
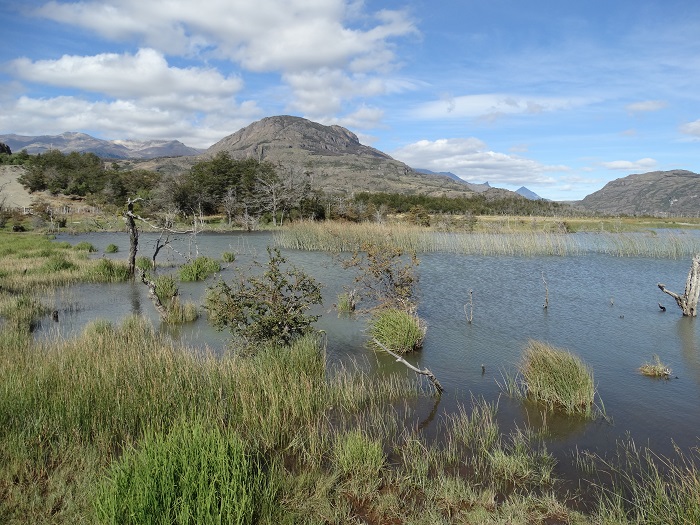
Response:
[625,100,668,114]
[680,119,700,137]
[0,95,260,149]
[9,48,242,106]
[411,94,592,120]
[600,158,657,170]
[391,138,567,185]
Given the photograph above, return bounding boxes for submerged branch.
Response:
[372,338,443,394]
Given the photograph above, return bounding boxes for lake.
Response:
[40,230,700,480]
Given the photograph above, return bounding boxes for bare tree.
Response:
[658,254,700,316]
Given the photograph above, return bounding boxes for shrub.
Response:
[104,243,119,253]
[135,256,152,273]
[205,247,322,346]
[179,256,221,282]
[368,307,426,354]
[94,419,274,525]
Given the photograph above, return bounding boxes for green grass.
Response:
[368,307,426,354]
[505,340,599,418]
[179,256,221,281]
[72,241,97,252]
[222,251,236,263]
[104,243,119,253]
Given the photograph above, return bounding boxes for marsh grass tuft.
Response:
[506,340,599,418]
[104,243,119,253]
[179,255,221,281]
[72,241,97,252]
[368,307,426,354]
[639,354,672,378]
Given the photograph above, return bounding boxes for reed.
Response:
[104,243,119,253]
[517,340,598,417]
[178,255,221,281]
[72,241,97,252]
[276,221,700,258]
[639,354,672,378]
[367,307,426,354]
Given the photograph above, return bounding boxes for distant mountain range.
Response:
[0,132,203,159]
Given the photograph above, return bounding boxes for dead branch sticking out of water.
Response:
[464,289,473,324]
[658,254,700,317]
[372,337,443,394]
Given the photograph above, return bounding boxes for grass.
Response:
[104,243,119,253]
[222,250,236,262]
[275,221,700,258]
[335,290,357,314]
[368,307,426,354]
[504,340,599,418]
[178,255,221,281]
[72,241,97,252]
[639,354,672,378]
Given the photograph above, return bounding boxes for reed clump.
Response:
[368,307,426,354]
[639,354,672,378]
[508,340,598,418]
[178,255,221,281]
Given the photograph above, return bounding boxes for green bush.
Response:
[179,256,221,282]
[222,251,236,263]
[87,258,130,282]
[205,247,322,346]
[368,307,426,354]
[94,419,274,525]
[43,254,76,272]
[104,243,119,253]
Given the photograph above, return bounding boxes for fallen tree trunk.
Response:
[137,269,169,321]
[372,338,443,394]
[658,254,700,317]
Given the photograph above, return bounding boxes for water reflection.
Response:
[678,317,700,386]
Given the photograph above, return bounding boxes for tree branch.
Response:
[372,338,443,394]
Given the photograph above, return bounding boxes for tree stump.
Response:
[658,254,700,317]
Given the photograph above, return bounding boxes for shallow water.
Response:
[42,231,700,474]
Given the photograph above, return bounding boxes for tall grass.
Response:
[275,221,700,258]
[178,256,221,281]
[368,307,426,354]
[506,340,598,418]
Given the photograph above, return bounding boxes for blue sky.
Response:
[1,0,699,200]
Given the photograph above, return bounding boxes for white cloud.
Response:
[9,49,242,107]
[625,100,668,113]
[411,94,592,120]
[680,119,700,137]
[600,158,657,170]
[391,138,567,185]
[0,95,260,149]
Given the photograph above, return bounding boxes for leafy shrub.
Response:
[368,307,426,354]
[179,256,221,282]
[205,247,322,346]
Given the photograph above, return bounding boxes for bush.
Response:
[104,243,119,253]
[205,247,323,346]
[94,419,274,525]
[179,256,221,282]
[368,307,426,354]
[222,251,235,263]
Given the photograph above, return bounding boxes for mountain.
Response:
[199,115,496,198]
[414,169,492,193]
[580,170,700,216]
[0,132,202,159]
[516,187,542,200]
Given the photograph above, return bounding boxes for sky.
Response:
[1,0,699,201]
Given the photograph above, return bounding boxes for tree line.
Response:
[5,149,576,226]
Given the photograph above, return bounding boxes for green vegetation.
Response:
[153,274,199,324]
[368,307,426,354]
[72,241,97,252]
[221,250,235,262]
[104,243,119,253]
[178,255,221,281]
[505,340,598,418]
[205,247,322,347]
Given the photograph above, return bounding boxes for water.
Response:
[42,231,700,469]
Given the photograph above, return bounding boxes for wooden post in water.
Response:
[658,254,700,317]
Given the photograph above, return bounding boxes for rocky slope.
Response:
[580,170,700,216]
[201,115,490,198]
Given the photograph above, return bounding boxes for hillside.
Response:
[580,170,700,216]
[200,116,487,198]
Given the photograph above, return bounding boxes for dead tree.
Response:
[658,254,700,317]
